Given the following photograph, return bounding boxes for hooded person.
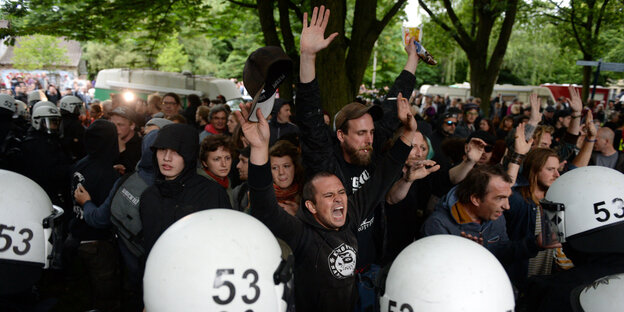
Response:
[73,130,160,311]
[66,119,122,311]
[268,99,300,146]
[139,124,232,257]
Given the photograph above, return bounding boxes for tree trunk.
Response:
[581,53,593,104]
[313,0,352,118]
[469,58,495,117]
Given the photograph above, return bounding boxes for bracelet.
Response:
[585,138,597,142]
[572,114,582,119]
[508,152,526,165]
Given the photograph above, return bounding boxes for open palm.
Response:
[300,6,339,56]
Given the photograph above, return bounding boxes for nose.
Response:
[220,158,227,167]
[365,132,373,145]
[278,166,285,176]
[502,198,510,211]
[554,170,560,178]
[163,149,172,161]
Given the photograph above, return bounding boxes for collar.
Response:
[451,202,480,225]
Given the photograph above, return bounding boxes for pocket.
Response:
[487,235,500,243]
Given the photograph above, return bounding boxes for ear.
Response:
[201,160,208,168]
[130,122,136,131]
[336,129,345,143]
[470,194,481,208]
[305,200,317,214]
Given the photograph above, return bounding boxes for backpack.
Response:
[110,172,149,258]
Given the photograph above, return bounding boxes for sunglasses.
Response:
[484,145,494,153]
[445,120,457,126]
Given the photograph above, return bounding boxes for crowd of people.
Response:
[2,6,624,312]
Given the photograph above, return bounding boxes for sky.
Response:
[404,0,423,26]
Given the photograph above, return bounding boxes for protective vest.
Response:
[110,172,148,257]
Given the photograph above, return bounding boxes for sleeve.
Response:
[350,138,412,223]
[294,79,339,176]
[248,162,304,249]
[421,216,452,237]
[374,70,416,151]
[83,178,120,229]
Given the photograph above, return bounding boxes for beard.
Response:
[344,143,373,166]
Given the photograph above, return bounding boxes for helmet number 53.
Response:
[0,224,34,255]
[593,199,624,223]
[212,268,260,306]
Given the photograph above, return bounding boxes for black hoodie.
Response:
[139,124,231,256]
[70,119,120,241]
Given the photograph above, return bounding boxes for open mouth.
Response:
[161,164,172,170]
[332,206,344,219]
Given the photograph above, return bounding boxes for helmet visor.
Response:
[540,199,566,244]
[40,117,62,134]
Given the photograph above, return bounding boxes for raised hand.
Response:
[567,86,583,113]
[465,138,486,163]
[514,123,533,155]
[233,102,270,150]
[529,93,542,123]
[300,6,339,56]
[584,111,597,139]
[397,92,417,132]
[403,160,440,182]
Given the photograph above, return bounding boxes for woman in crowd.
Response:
[268,140,303,216]
[479,118,496,136]
[497,116,514,140]
[198,134,233,203]
[196,106,210,131]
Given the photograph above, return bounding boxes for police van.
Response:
[93,68,244,109]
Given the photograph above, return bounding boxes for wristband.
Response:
[507,152,526,165]
[585,138,597,142]
[572,114,582,119]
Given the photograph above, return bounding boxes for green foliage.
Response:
[12,34,70,70]
[156,32,189,72]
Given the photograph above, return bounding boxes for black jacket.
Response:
[61,112,86,163]
[6,127,72,208]
[70,119,120,241]
[249,138,411,312]
[294,71,416,270]
[117,133,142,173]
[140,124,231,256]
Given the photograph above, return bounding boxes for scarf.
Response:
[203,168,229,189]
[273,182,300,203]
[204,124,223,135]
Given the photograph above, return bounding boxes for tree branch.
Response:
[377,0,407,31]
[593,0,610,38]
[226,0,256,9]
[286,0,303,21]
[418,0,469,51]
[487,0,519,78]
[569,0,589,56]
[441,0,473,44]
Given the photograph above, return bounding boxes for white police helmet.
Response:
[27,90,46,107]
[143,209,293,312]
[541,166,624,253]
[14,100,28,120]
[31,105,62,134]
[379,235,515,312]
[0,93,15,113]
[571,273,624,312]
[0,170,64,295]
[59,95,84,115]
[32,100,57,112]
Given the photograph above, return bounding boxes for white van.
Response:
[94,68,243,108]
[420,83,555,106]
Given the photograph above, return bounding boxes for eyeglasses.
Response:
[484,145,494,153]
[466,111,479,116]
[162,101,178,106]
[445,120,457,126]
